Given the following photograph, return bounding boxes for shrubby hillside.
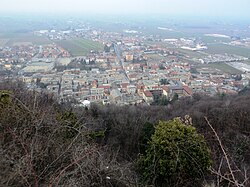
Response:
[0,80,249,187]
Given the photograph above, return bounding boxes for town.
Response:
[1,0,250,186]
[1,21,250,106]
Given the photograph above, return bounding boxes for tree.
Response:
[160,79,169,85]
[171,93,179,103]
[138,122,155,154]
[158,95,169,105]
[0,82,139,187]
[104,44,110,53]
[137,118,212,187]
[0,90,12,107]
[159,64,166,70]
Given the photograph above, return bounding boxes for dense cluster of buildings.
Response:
[0,43,70,73]
[0,26,249,106]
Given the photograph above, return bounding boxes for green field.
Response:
[143,27,188,39]
[206,62,242,74]
[200,35,231,44]
[206,44,250,58]
[55,39,104,56]
[0,33,52,45]
[176,48,208,59]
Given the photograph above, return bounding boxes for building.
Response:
[142,90,154,104]
[125,54,134,62]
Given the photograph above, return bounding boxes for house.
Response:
[127,85,137,94]
[128,73,139,81]
[169,86,185,97]
[142,91,154,104]
[162,86,170,98]
[90,87,104,95]
[98,84,111,94]
[121,83,129,92]
[183,86,193,96]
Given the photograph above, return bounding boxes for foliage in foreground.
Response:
[0,82,136,187]
[138,118,212,187]
[0,81,249,186]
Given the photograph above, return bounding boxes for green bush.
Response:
[137,118,212,187]
[0,90,12,108]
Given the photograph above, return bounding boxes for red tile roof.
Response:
[121,83,129,89]
[162,85,169,92]
[144,90,153,97]
[183,86,193,95]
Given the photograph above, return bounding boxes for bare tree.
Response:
[205,117,249,187]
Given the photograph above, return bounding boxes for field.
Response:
[144,40,208,60]
[176,48,208,59]
[206,44,250,58]
[244,60,250,65]
[0,32,52,46]
[0,39,9,47]
[55,39,104,56]
[199,35,232,44]
[145,54,168,61]
[205,62,242,74]
[144,29,187,39]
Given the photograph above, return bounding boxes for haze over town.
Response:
[1,0,250,19]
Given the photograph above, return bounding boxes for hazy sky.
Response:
[1,0,250,18]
